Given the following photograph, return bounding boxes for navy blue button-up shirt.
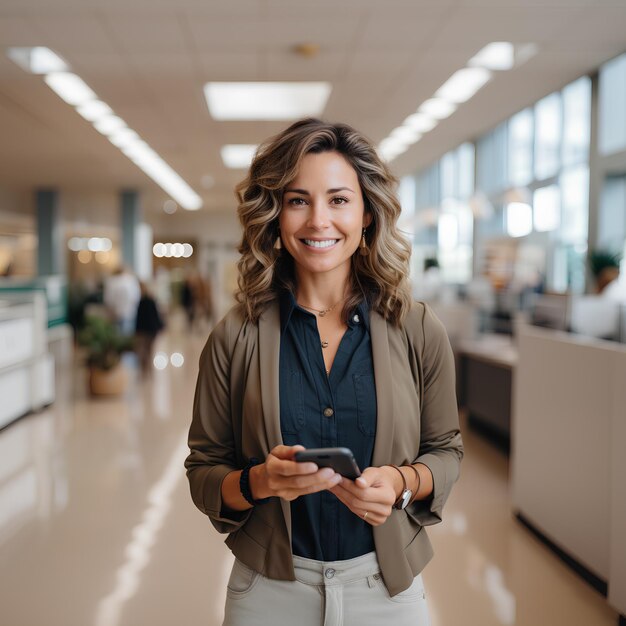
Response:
[279,291,377,561]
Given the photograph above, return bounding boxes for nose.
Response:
[306,200,330,230]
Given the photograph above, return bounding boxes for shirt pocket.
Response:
[353,372,377,436]
[280,370,305,434]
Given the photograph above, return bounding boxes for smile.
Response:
[301,239,338,249]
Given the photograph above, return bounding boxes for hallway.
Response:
[0,320,617,626]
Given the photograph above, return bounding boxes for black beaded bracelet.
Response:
[240,457,271,506]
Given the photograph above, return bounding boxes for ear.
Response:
[363,211,373,228]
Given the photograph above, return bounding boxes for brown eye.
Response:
[287,197,307,206]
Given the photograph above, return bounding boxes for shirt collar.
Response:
[280,290,370,333]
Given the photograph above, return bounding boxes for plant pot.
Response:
[89,363,128,396]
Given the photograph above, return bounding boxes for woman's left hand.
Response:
[328,466,399,526]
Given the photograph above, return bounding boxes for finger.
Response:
[289,468,341,489]
[269,457,318,477]
[270,445,305,460]
[280,472,342,499]
[330,487,390,521]
[357,467,383,488]
[330,484,388,514]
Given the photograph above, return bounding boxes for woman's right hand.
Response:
[250,445,342,502]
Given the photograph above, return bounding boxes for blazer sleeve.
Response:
[184,315,252,534]
[410,303,464,526]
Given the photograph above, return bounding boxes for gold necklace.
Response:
[297,298,342,317]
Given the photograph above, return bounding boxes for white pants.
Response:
[223,551,431,626]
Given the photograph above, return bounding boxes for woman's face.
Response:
[279,150,371,281]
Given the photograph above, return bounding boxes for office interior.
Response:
[1,1,625,625]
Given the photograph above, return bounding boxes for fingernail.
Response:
[332,474,342,485]
[320,468,334,478]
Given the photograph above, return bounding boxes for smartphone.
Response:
[294,447,361,480]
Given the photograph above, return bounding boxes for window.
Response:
[599,53,626,156]
[506,202,533,238]
[534,92,562,180]
[562,77,591,166]
[458,142,475,199]
[508,108,534,186]
[477,123,508,195]
[533,185,560,232]
[560,166,589,243]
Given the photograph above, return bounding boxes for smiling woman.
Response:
[234,118,413,326]
[185,118,464,626]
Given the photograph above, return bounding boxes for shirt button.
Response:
[323,407,334,418]
[325,568,335,579]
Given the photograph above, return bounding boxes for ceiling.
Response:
[0,0,625,223]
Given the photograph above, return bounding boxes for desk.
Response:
[457,334,518,452]
[511,323,626,620]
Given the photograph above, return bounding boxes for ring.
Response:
[363,511,369,520]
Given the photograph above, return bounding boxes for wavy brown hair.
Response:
[235,118,412,326]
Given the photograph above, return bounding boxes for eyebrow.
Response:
[284,187,355,195]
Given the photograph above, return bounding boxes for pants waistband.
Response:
[291,551,380,586]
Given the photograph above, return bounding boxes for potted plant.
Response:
[588,249,622,294]
[78,315,134,396]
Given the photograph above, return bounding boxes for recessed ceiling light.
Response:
[204,82,332,120]
[435,68,492,104]
[418,98,457,120]
[163,200,177,214]
[221,144,258,169]
[468,42,515,71]
[7,47,68,74]
[44,72,97,106]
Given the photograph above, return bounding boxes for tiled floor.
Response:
[0,318,620,626]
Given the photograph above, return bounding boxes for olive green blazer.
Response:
[185,300,463,596]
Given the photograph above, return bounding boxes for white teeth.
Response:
[303,239,338,248]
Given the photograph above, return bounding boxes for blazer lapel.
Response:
[258,301,283,449]
[369,310,395,467]
[258,301,292,540]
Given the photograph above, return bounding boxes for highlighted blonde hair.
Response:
[235,118,412,326]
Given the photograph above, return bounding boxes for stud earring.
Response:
[359,228,369,256]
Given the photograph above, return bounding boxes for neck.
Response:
[294,264,350,310]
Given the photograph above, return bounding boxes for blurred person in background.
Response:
[181,271,196,330]
[412,257,456,304]
[134,281,164,375]
[185,118,463,626]
[103,266,141,336]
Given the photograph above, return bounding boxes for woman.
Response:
[185,118,463,625]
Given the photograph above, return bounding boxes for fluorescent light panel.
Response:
[205,82,332,120]
[7,47,67,74]
[419,98,457,120]
[469,42,515,71]
[435,67,492,104]
[76,100,113,122]
[403,113,438,133]
[44,72,96,106]
[7,47,202,211]
[221,144,258,169]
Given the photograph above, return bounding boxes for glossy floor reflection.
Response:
[0,321,619,626]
